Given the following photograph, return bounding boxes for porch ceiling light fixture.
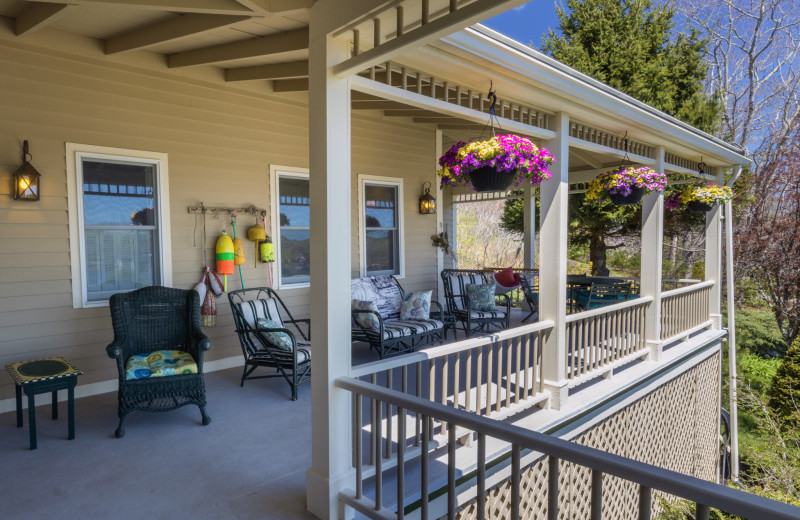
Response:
[419,181,436,214]
[13,140,41,201]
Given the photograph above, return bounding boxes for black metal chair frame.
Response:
[228,287,311,400]
[351,275,445,359]
[107,286,211,438]
[441,269,511,337]
[583,281,633,310]
[518,270,540,323]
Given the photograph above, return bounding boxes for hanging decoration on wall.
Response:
[247,215,267,268]
[215,230,234,292]
[231,216,246,291]
[259,212,275,287]
[201,288,217,327]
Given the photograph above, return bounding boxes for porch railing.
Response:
[660,281,714,341]
[564,296,652,382]
[336,377,800,520]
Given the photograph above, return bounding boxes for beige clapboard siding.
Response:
[0,35,439,401]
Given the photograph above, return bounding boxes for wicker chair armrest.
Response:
[192,331,212,351]
[106,340,125,360]
[496,293,512,311]
[430,300,444,315]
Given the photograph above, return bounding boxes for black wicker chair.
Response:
[228,287,311,400]
[441,269,511,337]
[107,286,211,438]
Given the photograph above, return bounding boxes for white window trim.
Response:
[66,143,172,309]
[358,174,405,279]
[270,165,311,290]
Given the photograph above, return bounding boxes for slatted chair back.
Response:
[585,281,632,309]
[518,270,540,322]
[441,269,492,313]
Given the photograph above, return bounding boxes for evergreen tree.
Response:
[769,337,800,427]
[502,0,721,274]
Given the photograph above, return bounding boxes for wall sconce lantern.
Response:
[13,141,41,201]
[419,181,436,215]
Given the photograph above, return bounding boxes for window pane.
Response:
[280,229,310,285]
[365,184,396,228]
[279,176,310,228]
[84,229,158,301]
[366,229,398,275]
[83,159,156,226]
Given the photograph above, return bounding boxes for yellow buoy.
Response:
[233,237,246,265]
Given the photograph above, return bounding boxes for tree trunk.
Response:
[589,232,609,276]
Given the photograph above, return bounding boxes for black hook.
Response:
[487,81,497,116]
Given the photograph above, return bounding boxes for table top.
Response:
[6,357,83,385]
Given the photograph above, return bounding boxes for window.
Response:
[272,168,310,288]
[67,144,171,308]
[360,176,404,277]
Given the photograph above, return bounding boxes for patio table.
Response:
[6,357,82,450]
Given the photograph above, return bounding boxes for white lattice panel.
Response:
[454,353,721,520]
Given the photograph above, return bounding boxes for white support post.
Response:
[523,182,536,269]
[435,129,446,305]
[305,5,354,519]
[641,146,665,360]
[539,112,569,408]
[705,168,724,329]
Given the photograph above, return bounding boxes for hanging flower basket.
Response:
[679,183,733,211]
[608,185,645,206]
[586,167,668,206]
[469,166,518,192]
[437,134,555,193]
[687,200,714,212]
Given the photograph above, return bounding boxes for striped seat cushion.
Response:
[253,345,311,365]
[234,298,284,328]
[381,319,444,340]
[454,309,507,320]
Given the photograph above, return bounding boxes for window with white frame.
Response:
[361,176,403,277]
[67,144,171,308]
[273,169,310,288]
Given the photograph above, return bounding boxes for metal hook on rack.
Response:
[479,80,503,140]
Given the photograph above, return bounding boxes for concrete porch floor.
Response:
[0,308,533,520]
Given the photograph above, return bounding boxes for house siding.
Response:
[0,34,438,404]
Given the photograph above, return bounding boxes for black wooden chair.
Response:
[441,269,511,337]
[107,286,211,438]
[228,287,311,400]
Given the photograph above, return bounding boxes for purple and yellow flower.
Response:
[585,167,668,202]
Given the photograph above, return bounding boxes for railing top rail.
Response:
[336,377,800,520]
[565,295,653,322]
[663,278,702,284]
[350,320,555,378]
[661,280,715,298]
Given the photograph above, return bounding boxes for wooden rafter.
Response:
[24,0,254,15]
[272,78,308,92]
[105,14,251,54]
[16,3,73,36]
[225,60,308,81]
[168,27,309,67]
[233,0,314,15]
[351,100,416,110]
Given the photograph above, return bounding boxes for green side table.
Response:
[6,357,83,450]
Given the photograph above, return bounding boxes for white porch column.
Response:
[641,146,665,360]
[705,168,724,329]
[435,129,446,304]
[539,112,569,408]
[523,182,536,268]
[305,8,354,520]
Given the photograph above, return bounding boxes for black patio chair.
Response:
[441,269,511,337]
[107,286,211,438]
[228,287,311,400]
[519,270,540,322]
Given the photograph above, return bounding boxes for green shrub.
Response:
[737,349,781,394]
[768,337,800,427]
[656,486,800,519]
[732,309,787,356]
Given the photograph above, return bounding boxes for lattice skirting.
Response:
[454,352,721,520]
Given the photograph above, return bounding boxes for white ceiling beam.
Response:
[234,0,313,15]
[16,3,74,36]
[168,27,308,67]
[25,0,254,15]
[438,124,484,130]
[568,137,655,166]
[272,78,308,92]
[351,75,554,140]
[413,117,462,124]
[383,109,442,117]
[105,14,250,54]
[351,100,415,110]
[225,60,308,81]
[571,149,604,169]
[332,0,529,78]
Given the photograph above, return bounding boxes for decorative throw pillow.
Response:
[466,283,497,311]
[493,267,518,288]
[351,300,380,330]
[400,290,432,320]
[256,318,293,352]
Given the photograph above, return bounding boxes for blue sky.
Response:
[481,1,562,49]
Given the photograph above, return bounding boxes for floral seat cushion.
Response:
[124,350,197,380]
